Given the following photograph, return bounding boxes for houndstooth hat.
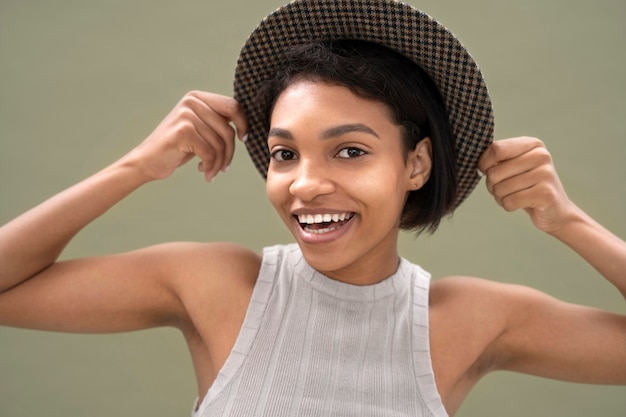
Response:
[234,0,494,210]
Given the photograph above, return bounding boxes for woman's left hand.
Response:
[478,136,576,234]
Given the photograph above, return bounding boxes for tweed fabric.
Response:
[234,0,494,210]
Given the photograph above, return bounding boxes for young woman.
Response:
[1,1,624,416]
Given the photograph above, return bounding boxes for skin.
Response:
[265,81,431,285]
[0,82,624,415]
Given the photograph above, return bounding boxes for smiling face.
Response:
[266,80,432,285]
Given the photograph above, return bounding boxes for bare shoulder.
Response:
[430,275,626,388]
[154,241,262,281]
[430,275,545,319]
[429,275,553,350]
[427,276,554,412]
[100,241,263,332]
[156,241,262,307]
[159,242,262,388]
[429,276,517,355]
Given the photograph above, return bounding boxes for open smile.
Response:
[295,212,355,235]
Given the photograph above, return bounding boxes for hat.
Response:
[234,0,494,210]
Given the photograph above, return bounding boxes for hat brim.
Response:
[234,0,494,210]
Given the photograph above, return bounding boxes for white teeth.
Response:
[307,225,339,234]
[297,212,353,224]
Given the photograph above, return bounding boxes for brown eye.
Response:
[271,149,298,161]
[337,147,366,159]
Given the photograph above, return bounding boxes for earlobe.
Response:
[407,137,432,191]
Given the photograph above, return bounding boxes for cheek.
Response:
[265,173,289,216]
[376,159,412,214]
[265,176,278,206]
[363,154,409,191]
[349,164,408,210]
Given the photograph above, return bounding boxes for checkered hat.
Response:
[234,0,494,210]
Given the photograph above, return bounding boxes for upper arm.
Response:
[488,283,626,384]
[0,242,260,334]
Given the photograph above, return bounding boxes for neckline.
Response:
[290,245,409,303]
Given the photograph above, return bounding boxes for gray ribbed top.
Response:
[193,244,448,417]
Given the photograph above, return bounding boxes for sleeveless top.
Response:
[192,244,448,417]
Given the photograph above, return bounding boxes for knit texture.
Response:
[193,244,448,417]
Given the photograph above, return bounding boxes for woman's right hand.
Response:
[0,91,247,293]
[0,91,252,332]
[124,91,248,182]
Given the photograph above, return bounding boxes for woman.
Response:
[0,1,624,416]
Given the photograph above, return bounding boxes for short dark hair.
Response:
[257,40,457,234]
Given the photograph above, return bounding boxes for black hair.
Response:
[257,40,457,234]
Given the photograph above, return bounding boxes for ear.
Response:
[406,137,432,191]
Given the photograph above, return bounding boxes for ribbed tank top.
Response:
[192,244,448,417]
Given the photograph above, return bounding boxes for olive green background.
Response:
[0,0,624,416]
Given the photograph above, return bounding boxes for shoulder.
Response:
[145,241,261,272]
[143,241,262,324]
[429,276,554,344]
[427,275,552,407]
[430,275,543,317]
[157,241,262,291]
[131,241,261,286]
[428,276,545,377]
[429,276,514,349]
[430,275,626,386]
[428,275,597,373]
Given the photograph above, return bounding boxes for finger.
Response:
[485,145,553,196]
[189,91,249,141]
[169,106,219,171]
[499,184,544,213]
[478,136,545,177]
[189,122,226,181]
[170,107,224,180]
[491,165,541,210]
[185,92,242,172]
[182,93,236,174]
[494,161,560,212]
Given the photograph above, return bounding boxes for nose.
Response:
[288,159,336,201]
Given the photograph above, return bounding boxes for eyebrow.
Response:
[268,123,380,140]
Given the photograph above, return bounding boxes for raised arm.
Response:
[0,91,248,331]
[479,136,626,298]
[473,136,626,385]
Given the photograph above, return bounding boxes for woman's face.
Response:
[265,80,431,285]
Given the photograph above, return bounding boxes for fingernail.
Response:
[242,133,249,142]
[222,164,230,173]
[476,168,485,178]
